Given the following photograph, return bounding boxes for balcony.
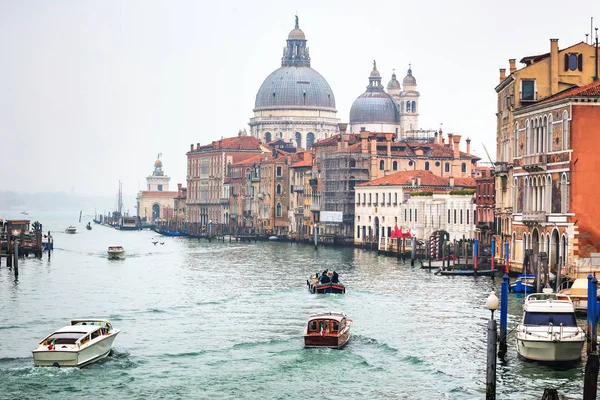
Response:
[494,162,509,176]
[292,185,304,192]
[294,207,304,215]
[521,154,547,172]
[258,193,266,200]
[310,203,321,212]
[219,198,230,205]
[250,175,260,182]
[522,211,547,225]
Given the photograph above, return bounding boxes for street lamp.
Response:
[486,290,499,400]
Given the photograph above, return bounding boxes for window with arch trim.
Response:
[392,161,398,171]
[562,111,569,150]
[265,132,272,143]
[445,163,450,173]
[411,101,416,113]
[514,123,519,157]
[425,161,430,170]
[276,184,281,195]
[547,115,553,152]
[461,163,466,173]
[379,160,385,170]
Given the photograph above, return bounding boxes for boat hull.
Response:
[304,332,350,349]
[108,251,125,260]
[307,280,345,294]
[516,337,584,362]
[438,269,497,276]
[33,332,119,367]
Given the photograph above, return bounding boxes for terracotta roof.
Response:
[312,134,360,148]
[188,135,263,154]
[535,79,600,105]
[519,41,587,66]
[291,151,313,168]
[232,153,265,166]
[357,170,475,188]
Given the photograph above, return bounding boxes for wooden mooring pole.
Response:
[583,276,599,400]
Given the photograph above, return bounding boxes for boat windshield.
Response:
[46,332,86,345]
[524,312,577,327]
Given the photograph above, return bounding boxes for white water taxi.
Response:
[516,289,585,362]
[65,226,77,234]
[107,246,125,260]
[32,319,120,367]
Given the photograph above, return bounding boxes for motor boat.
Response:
[65,226,77,234]
[268,236,280,241]
[307,271,345,294]
[86,222,92,231]
[510,274,535,293]
[515,289,585,362]
[107,246,125,260]
[304,312,352,349]
[559,278,588,313]
[32,319,120,367]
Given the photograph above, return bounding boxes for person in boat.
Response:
[322,269,329,276]
[331,271,339,284]
[319,273,331,284]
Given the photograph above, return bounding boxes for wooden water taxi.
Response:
[307,271,345,294]
[304,312,352,348]
[65,226,77,234]
[107,246,125,260]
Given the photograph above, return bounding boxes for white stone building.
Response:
[354,170,476,244]
[137,156,177,223]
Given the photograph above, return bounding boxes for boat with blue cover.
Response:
[510,274,535,293]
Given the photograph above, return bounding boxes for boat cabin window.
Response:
[524,312,576,327]
[332,321,339,332]
[46,332,85,345]
[308,320,318,332]
[91,329,101,340]
[340,318,345,330]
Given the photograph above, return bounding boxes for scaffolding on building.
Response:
[398,129,437,143]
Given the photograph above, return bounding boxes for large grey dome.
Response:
[350,62,399,124]
[350,92,399,124]
[254,66,336,111]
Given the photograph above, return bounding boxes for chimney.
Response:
[550,39,559,95]
[338,123,348,133]
[370,136,377,155]
[449,177,455,187]
[416,176,421,186]
[447,133,453,147]
[499,68,506,82]
[466,137,471,154]
[434,131,438,144]
[509,59,516,74]
[452,134,461,157]
[438,128,443,145]
[360,131,369,154]
[411,177,415,187]
[385,133,392,156]
[190,144,194,151]
[196,142,200,150]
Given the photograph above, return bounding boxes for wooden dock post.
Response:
[7,237,13,268]
[13,239,19,276]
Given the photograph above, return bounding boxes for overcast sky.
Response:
[1,0,599,200]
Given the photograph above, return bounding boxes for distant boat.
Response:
[86,222,92,231]
[65,226,77,234]
[268,236,280,241]
[107,246,125,260]
[21,211,29,215]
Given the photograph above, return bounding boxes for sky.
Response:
[1,0,599,202]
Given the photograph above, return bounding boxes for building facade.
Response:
[474,166,495,245]
[494,38,600,265]
[137,156,178,223]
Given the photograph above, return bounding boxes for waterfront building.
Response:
[349,63,420,137]
[136,155,178,224]
[289,150,315,239]
[228,153,266,233]
[354,170,476,245]
[185,134,264,233]
[510,79,600,276]
[494,38,600,266]
[249,17,339,149]
[173,183,187,232]
[311,128,479,240]
[474,166,495,246]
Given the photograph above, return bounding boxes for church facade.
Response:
[137,156,178,224]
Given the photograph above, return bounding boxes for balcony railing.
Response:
[295,207,304,215]
[292,185,304,192]
[521,154,547,171]
[310,203,321,212]
[522,211,546,224]
[219,198,230,205]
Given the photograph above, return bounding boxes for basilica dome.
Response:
[254,66,336,111]
[350,62,399,124]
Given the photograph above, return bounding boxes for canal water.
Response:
[0,211,588,399]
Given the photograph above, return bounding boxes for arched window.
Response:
[525,120,530,154]
[406,102,411,112]
[265,132,272,143]
[306,132,315,149]
[411,101,416,113]
[349,176,356,191]
[542,116,547,154]
[401,101,404,112]
[562,111,569,150]
[276,203,282,217]
[392,161,398,171]
[512,232,516,260]
[461,163,466,173]
[152,203,160,220]
[445,163,450,172]
[349,159,356,168]
[295,132,302,148]
[379,160,385,170]
[425,161,430,170]
[276,184,281,195]
[279,132,283,138]
[547,115,553,152]
[561,173,569,213]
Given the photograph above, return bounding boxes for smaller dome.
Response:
[387,70,400,89]
[403,65,417,86]
[154,159,162,168]
[288,28,305,40]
